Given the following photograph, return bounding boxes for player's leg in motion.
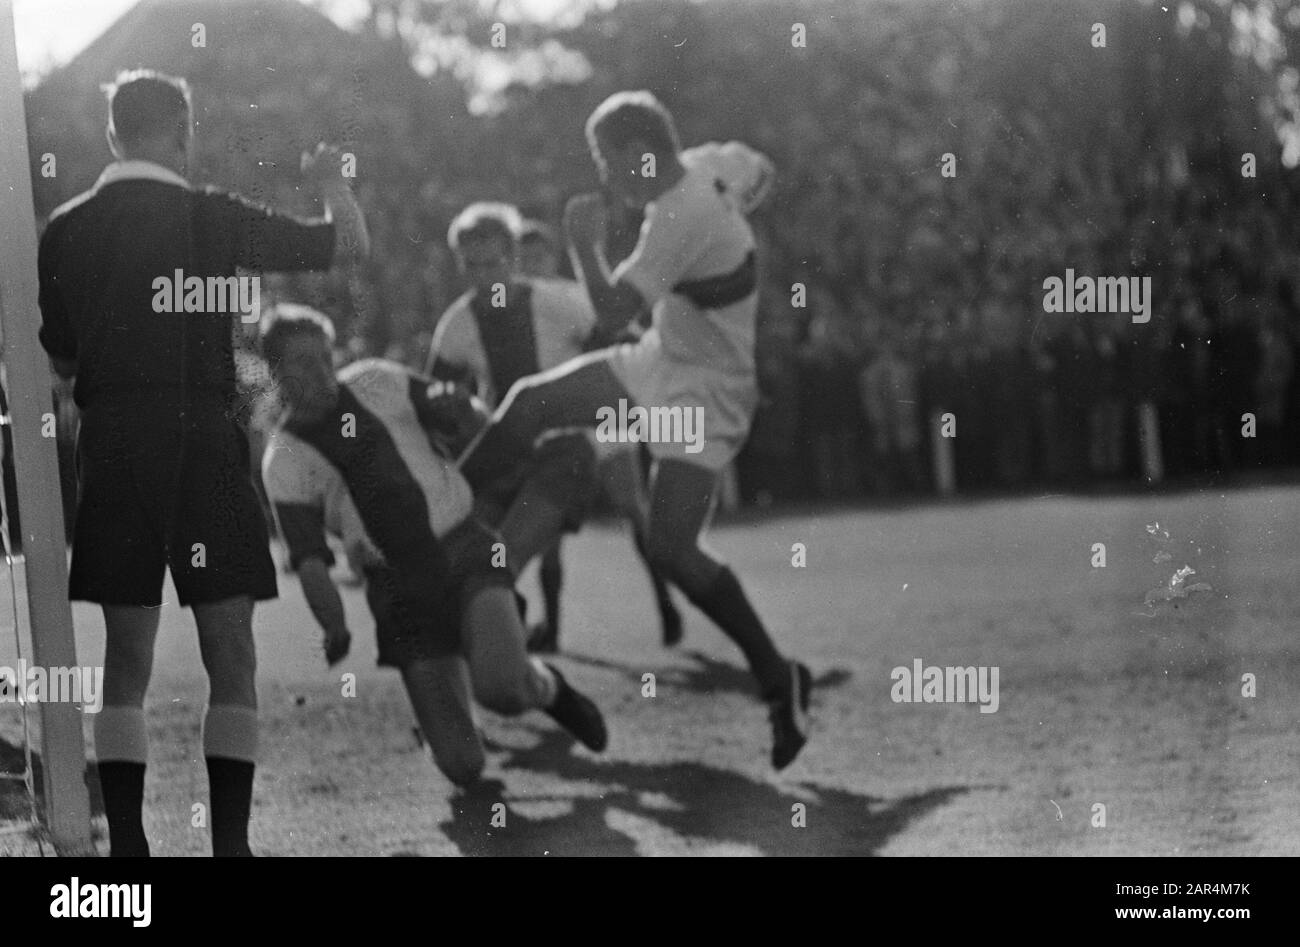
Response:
[465,354,808,765]
[460,354,622,489]
[600,447,682,647]
[496,431,594,572]
[500,432,595,652]
[533,542,564,653]
[194,596,259,857]
[645,459,811,769]
[400,656,485,787]
[462,355,619,657]
[96,606,160,857]
[461,583,607,751]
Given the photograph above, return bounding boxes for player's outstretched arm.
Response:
[564,193,645,338]
[297,555,352,666]
[302,143,371,268]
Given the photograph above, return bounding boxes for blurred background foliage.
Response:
[22,0,1300,499]
[23,0,1300,348]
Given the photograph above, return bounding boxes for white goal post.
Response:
[0,0,94,855]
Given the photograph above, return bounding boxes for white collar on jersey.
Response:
[93,159,190,192]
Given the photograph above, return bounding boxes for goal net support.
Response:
[0,0,94,856]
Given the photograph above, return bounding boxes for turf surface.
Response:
[3,484,1298,855]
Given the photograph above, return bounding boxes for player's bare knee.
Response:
[201,636,257,706]
[202,634,256,677]
[195,603,256,683]
[102,650,154,705]
[103,640,154,684]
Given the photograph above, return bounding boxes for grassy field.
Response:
[3,483,1299,856]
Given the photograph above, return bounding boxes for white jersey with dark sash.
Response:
[601,161,762,470]
[261,359,473,570]
[615,162,759,382]
[427,278,595,408]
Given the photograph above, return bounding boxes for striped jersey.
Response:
[261,359,473,570]
[426,277,595,408]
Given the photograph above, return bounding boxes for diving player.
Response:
[260,305,607,790]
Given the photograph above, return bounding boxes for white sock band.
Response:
[94,706,148,764]
[202,704,259,762]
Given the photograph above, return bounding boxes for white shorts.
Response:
[603,330,758,473]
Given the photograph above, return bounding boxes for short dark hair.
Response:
[260,304,336,368]
[447,202,522,254]
[586,90,680,157]
[518,220,557,250]
[105,70,192,147]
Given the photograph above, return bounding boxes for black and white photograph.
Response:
[0,0,1295,896]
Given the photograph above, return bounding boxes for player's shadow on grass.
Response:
[563,650,852,700]
[439,728,967,857]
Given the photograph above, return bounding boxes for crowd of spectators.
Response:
[33,0,1300,513]
[740,268,1300,506]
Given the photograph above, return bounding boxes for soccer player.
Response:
[517,220,600,650]
[427,203,596,583]
[521,219,685,652]
[259,305,607,789]
[37,70,368,856]
[430,207,682,652]
[460,92,812,769]
[517,220,562,282]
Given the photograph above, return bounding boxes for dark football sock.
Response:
[540,549,563,642]
[683,567,787,699]
[97,761,149,857]
[206,757,255,857]
[633,528,680,636]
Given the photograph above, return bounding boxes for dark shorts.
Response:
[69,400,277,608]
[474,431,596,534]
[363,516,513,668]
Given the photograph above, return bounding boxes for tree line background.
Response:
[22,0,1300,502]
